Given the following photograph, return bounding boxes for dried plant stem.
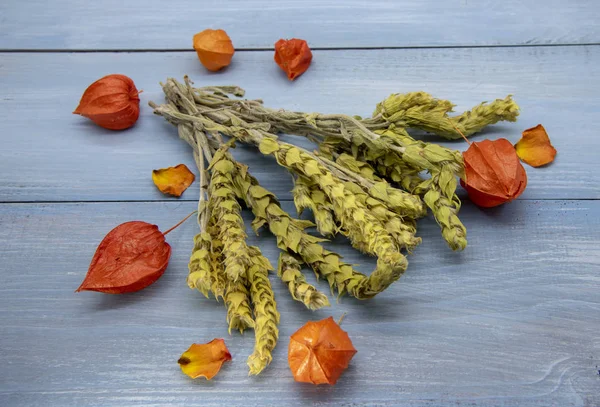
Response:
[246,247,279,375]
[277,252,330,311]
[233,162,407,299]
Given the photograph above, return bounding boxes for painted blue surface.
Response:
[0,201,598,406]
[1,48,599,202]
[1,0,599,49]
[0,1,598,406]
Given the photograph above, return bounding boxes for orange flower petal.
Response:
[178,339,232,380]
[515,124,557,167]
[152,164,195,197]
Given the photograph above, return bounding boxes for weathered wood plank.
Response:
[1,0,600,50]
[0,200,598,406]
[1,47,599,202]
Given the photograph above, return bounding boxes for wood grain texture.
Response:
[0,200,598,406]
[1,0,599,50]
[1,46,600,203]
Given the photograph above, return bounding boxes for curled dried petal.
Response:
[152,164,195,197]
[178,339,232,380]
[515,124,557,167]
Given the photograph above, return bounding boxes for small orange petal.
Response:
[152,164,195,197]
[178,339,232,380]
[515,124,557,167]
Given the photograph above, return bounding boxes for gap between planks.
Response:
[0,198,599,205]
[2,42,600,53]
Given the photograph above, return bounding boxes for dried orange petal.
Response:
[515,124,557,167]
[178,339,232,380]
[152,164,195,197]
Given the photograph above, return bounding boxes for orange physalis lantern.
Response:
[274,38,313,81]
[193,29,235,72]
[288,317,357,385]
[460,138,527,208]
[73,74,140,130]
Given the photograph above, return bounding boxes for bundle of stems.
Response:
[154,77,518,251]
[149,76,518,374]
[150,79,410,375]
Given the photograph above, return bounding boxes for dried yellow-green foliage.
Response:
[207,149,256,333]
[373,151,423,193]
[153,80,519,254]
[223,277,254,334]
[233,159,405,299]
[362,129,467,250]
[246,247,279,375]
[316,130,465,250]
[341,180,421,251]
[187,231,214,298]
[292,177,336,236]
[415,165,467,251]
[277,252,330,311]
[151,80,518,377]
[208,149,252,283]
[257,137,411,273]
[326,154,426,219]
[375,127,463,177]
[374,91,519,140]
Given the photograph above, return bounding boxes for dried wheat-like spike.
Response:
[208,150,253,283]
[207,148,256,332]
[319,136,426,194]
[277,251,330,311]
[187,231,214,298]
[233,159,405,299]
[224,277,255,334]
[376,127,464,176]
[373,152,424,192]
[256,137,412,270]
[246,247,279,375]
[341,181,421,251]
[292,177,337,236]
[416,165,467,251]
[373,91,519,140]
[332,153,426,219]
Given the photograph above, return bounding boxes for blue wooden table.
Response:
[1,1,599,406]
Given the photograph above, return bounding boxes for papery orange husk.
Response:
[515,124,557,167]
[76,221,171,294]
[73,74,140,130]
[460,138,527,208]
[178,339,232,380]
[193,29,235,71]
[288,317,357,385]
[152,164,195,197]
[274,38,313,81]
